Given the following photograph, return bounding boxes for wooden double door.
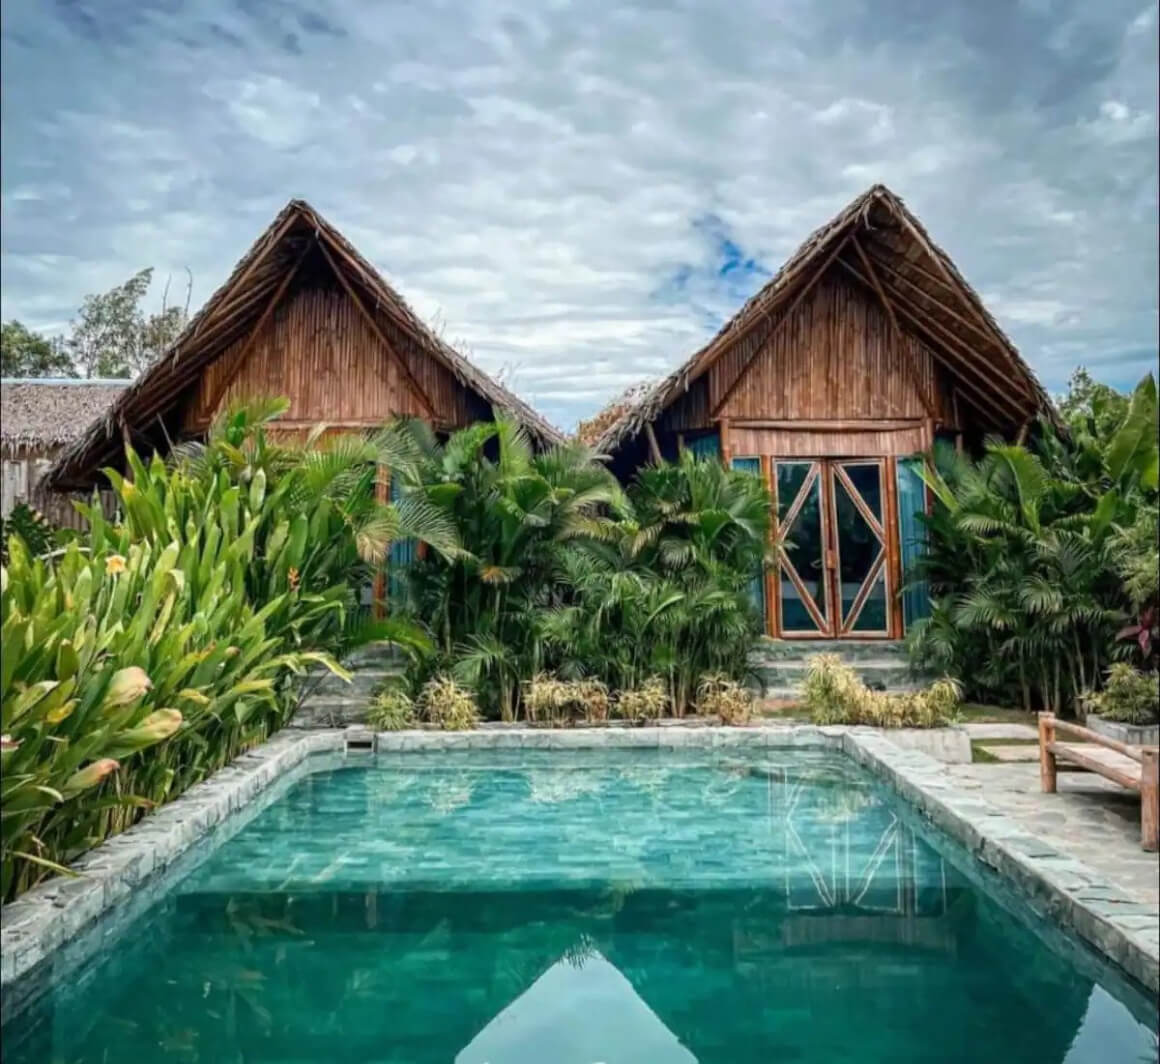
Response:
[770,458,897,638]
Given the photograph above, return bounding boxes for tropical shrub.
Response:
[696,673,755,725]
[391,418,769,719]
[908,373,1158,713]
[0,502,58,562]
[0,529,333,900]
[367,685,417,731]
[418,676,479,730]
[103,399,456,664]
[1082,664,1159,725]
[0,398,457,900]
[803,654,961,728]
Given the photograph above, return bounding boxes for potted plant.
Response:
[1082,664,1160,745]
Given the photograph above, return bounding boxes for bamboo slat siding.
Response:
[185,282,482,432]
[730,425,927,458]
[2,447,116,530]
[712,274,949,422]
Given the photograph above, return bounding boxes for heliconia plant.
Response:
[0,525,344,900]
[1,397,458,901]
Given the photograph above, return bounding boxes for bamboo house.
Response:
[1,378,126,527]
[46,198,561,491]
[594,184,1057,642]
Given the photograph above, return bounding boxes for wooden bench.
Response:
[1038,713,1159,851]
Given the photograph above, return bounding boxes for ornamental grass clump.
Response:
[803,654,960,728]
[367,686,417,731]
[523,673,572,725]
[419,676,479,730]
[696,672,755,725]
[523,674,611,725]
[614,676,669,722]
[1082,663,1160,725]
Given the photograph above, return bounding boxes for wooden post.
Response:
[1142,749,1159,852]
[1038,713,1057,793]
[644,422,663,465]
[718,417,733,467]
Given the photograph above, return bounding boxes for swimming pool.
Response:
[3,747,1156,1062]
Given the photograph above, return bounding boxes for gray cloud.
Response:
[1,0,1156,429]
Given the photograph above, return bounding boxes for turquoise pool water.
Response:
[3,748,1156,1063]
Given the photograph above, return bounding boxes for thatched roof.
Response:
[47,199,562,489]
[575,379,656,447]
[1,378,128,451]
[595,184,1059,455]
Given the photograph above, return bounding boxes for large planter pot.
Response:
[880,725,972,764]
[1086,713,1160,746]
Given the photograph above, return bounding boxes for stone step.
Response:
[752,660,921,694]
[343,643,409,667]
[305,667,401,698]
[293,695,371,728]
[976,743,1040,762]
[751,638,909,663]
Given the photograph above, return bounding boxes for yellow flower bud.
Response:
[105,666,152,707]
[65,758,120,793]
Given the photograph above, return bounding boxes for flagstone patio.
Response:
[945,760,1160,910]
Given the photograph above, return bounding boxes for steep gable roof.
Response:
[596,184,1058,455]
[47,199,562,489]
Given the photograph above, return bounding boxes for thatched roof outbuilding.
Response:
[1,378,129,454]
[594,184,1059,457]
[47,199,562,490]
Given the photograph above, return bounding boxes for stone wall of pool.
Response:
[1,724,1156,1000]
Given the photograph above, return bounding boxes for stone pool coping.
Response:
[1,724,1157,997]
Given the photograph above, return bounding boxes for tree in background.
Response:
[67,267,188,378]
[1,321,75,377]
[3,267,190,380]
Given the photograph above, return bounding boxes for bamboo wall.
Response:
[2,444,117,530]
[184,281,486,433]
[729,425,927,459]
[712,272,950,422]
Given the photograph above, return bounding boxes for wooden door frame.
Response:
[769,456,901,639]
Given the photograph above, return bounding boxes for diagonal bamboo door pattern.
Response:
[772,458,894,637]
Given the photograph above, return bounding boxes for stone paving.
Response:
[947,759,1160,909]
[962,722,1039,740]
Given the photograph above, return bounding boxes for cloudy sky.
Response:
[2,0,1157,429]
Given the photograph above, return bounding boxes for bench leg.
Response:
[1142,750,1158,853]
[1038,713,1057,794]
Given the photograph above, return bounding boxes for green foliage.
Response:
[1,320,74,377]
[367,685,417,731]
[0,503,57,562]
[909,372,1159,713]
[67,267,189,378]
[1082,664,1159,725]
[0,399,454,900]
[0,524,334,900]
[803,654,961,728]
[393,419,769,720]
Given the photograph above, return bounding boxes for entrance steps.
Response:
[292,643,403,728]
[749,638,923,703]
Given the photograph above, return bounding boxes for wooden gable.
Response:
[47,200,560,491]
[184,274,485,433]
[709,272,951,424]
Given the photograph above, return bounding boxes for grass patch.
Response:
[958,703,1039,728]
